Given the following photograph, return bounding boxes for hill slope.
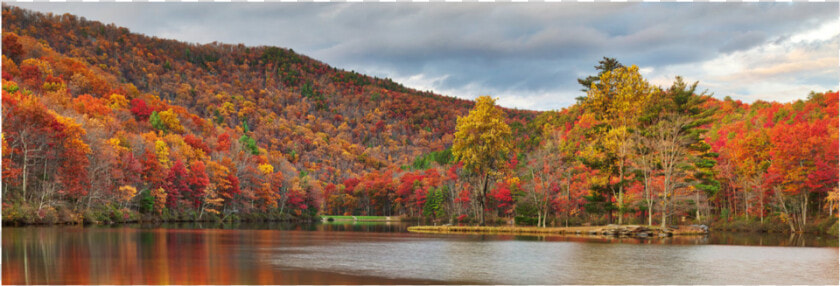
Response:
[2,5,536,183]
[0,5,531,221]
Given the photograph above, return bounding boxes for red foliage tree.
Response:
[186,161,209,209]
[184,134,210,154]
[140,149,166,189]
[490,180,515,216]
[3,33,24,62]
[130,98,153,121]
[216,133,231,152]
[165,160,190,209]
[220,173,241,207]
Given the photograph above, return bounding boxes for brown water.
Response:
[2,222,838,285]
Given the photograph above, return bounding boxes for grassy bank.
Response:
[1,203,317,226]
[321,215,402,222]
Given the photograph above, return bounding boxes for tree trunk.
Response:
[661,182,669,229]
[543,210,549,227]
[648,193,653,226]
[279,202,285,217]
[661,203,667,229]
[86,191,94,211]
[802,193,808,231]
[38,189,46,210]
[618,161,624,225]
[21,142,28,201]
[775,190,796,233]
[479,173,488,226]
[647,187,653,226]
[696,192,701,222]
[759,188,764,224]
[744,182,750,219]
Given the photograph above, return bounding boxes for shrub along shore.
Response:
[320,215,400,222]
[0,204,319,226]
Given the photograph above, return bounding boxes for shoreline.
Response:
[320,215,403,222]
[407,224,709,238]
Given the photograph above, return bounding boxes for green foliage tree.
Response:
[577,57,624,95]
[239,135,259,155]
[423,187,446,219]
[301,81,315,98]
[149,111,165,132]
[412,148,453,170]
[667,77,720,222]
[139,189,155,214]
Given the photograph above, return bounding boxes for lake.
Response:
[2,222,838,284]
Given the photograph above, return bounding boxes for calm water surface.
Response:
[2,222,838,285]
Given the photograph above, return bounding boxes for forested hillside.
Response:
[2,6,837,234]
[1,5,536,222]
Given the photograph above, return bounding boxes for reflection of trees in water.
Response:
[706,231,835,247]
[317,222,410,233]
[788,233,805,247]
[143,222,838,247]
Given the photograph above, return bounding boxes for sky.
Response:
[10,3,839,111]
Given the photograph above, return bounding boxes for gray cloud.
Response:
[9,2,838,110]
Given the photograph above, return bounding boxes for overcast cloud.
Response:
[10,3,839,110]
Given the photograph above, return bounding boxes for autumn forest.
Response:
[2,6,838,235]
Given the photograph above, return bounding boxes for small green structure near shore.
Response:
[408,224,709,238]
[321,215,402,222]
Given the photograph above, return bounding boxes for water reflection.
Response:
[129,221,414,233]
[267,230,838,285]
[2,223,838,285]
[2,225,439,285]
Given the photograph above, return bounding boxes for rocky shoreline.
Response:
[407,224,710,238]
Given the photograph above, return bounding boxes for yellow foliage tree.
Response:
[154,139,170,167]
[107,136,130,153]
[452,96,512,225]
[258,163,274,175]
[107,94,129,109]
[826,188,838,217]
[151,187,167,215]
[201,184,225,217]
[219,101,235,117]
[583,65,655,224]
[116,185,137,207]
[158,109,184,133]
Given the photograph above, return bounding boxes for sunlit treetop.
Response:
[452,96,512,176]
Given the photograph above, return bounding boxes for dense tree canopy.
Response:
[1,7,837,234]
